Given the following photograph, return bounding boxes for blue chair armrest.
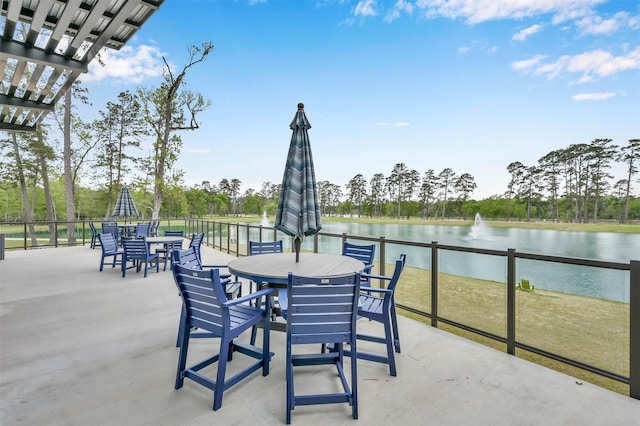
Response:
[360,287,393,295]
[363,263,374,272]
[361,273,391,281]
[200,265,233,279]
[224,288,274,307]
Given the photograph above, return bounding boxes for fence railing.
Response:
[1,218,637,399]
[184,218,638,399]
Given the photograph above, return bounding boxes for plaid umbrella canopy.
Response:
[112,185,139,223]
[275,103,322,262]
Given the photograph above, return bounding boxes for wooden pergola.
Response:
[0,0,165,132]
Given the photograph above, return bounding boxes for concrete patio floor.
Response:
[1,244,639,425]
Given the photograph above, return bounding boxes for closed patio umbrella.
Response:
[275,103,322,262]
[112,185,139,224]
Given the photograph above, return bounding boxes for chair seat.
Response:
[359,293,384,315]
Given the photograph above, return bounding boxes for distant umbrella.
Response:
[112,185,139,223]
[275,103,322,262]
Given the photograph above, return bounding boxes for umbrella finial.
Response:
[297,102,304,110]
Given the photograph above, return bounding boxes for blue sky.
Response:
[82,0,640,199]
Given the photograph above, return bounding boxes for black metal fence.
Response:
[1,218,637,399]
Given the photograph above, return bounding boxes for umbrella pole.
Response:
[294,237,301,263]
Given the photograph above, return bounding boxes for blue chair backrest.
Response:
[287,272,360,345]
[98,232,119,254]
[102,222,119,238]
[249,240,283,255]
[173,264,230,333]
[342,242,375,266]
[189,233,204,262]
[385,254,407,293]
[172,247,202,270]
[122,237,149,260]
[135,223,150,237]
[165,230,185,237]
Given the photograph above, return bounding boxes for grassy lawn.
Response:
[392,263,630,396]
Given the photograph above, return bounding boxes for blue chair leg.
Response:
[391,302,401,353]
[384,316,397,377]
[176,306,187,347]
[213,339,231,411]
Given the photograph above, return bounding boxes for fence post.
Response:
[507,248,516,355]
[379,236,385,276]
[630,260,640,399]
[431,241,438,327]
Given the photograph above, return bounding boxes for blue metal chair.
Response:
[121,237,159,277]
[248,240,283,295]
[346,254,406,377]
[101,222,120,245]
[89,222,101,249]
[247,240,284,344]
[149,220,160,237]
[135,222,150,237]
[97,232,123,271]
[343,241,375,286]
[171,247,243,346]
[285,272,361,424]
[188,233,204,263]
[172,264,274,411]
[157,230,185,271]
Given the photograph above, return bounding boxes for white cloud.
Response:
[512,48,640,83]
[84,44,165,84]
[576,11,630,35]
[511,54,547,71]
[395,122,410,126]
[414,0,604,25]
[572,92,616,100]
[458,39,499,54]
[385,0,414,22]
[513,24,543,41]
[354,0,377,17]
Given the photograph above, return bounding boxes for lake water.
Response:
[286,221,639,303]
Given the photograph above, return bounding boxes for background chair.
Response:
[346,254,406,377]
[97,232,123,271]
[343,241,375,286]
[101,222,120,245]
[517,279,535,291]
[156,230,185,271]
[247,240,284,344]
[135,222,150,237]
[149,220,160,237]
[172,265,274,411]
[89,222,101,249]
[248,240,283,295]
[285,272,360,424]
[188,233,204,263]
[122,237,159,277]
[172,247,243,346]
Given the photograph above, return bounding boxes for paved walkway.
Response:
[1,245,639,425]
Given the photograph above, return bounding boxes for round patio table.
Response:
[227,252,364,288]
